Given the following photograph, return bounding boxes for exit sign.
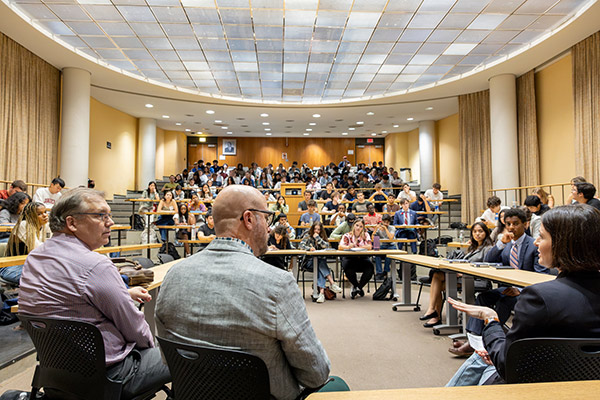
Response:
[367,138,373,143]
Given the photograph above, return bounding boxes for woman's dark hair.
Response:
[226,176,235,185]
[541,204,600,273]
[272,225,289,249]
[178,203,189,220]
[147,181,157,192]
[1,192,31,215]
[468,222,493,253]
[307,221,328,241]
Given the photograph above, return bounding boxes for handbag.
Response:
[111,258,154,288]
[324,287,336,300]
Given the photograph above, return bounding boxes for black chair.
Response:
[131,257,155,269]
[505,338,600,384]
[157,336,270,400]
[18,314,168,400]
[157,253,175,264]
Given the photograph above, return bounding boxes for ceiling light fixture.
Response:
[426,107,434,110]
[260,113,269,117]
[226,132,233,135]
[303,133,310,136]
[199,137,206,142]
[342,132,348,135]
[312,114,321,118]
[215,120,222,123]
[162,115,169,119]
[175,122,182,126]
[266,133,272,136]
[265,128,271,131]
[407,118,414,121]
[357,121,364,124]
[349,127,355,130]
[382,130,388,133]
[145,104,153,108]
[306,128,312,131]
[185,129,191,132]
[393,124,399,128]
[206,110,215,114]
[262,122,270,125]
[367,112,374,116]
[309,122,316,126]
[221,126,228,129]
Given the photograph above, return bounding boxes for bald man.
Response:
[156,185,331,400]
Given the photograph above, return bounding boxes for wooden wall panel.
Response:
[187,143,217,168]
[216,137,356,168]
[356,145,384,165]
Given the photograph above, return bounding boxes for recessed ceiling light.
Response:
[197,131,203,135]
[393,124,399,128]
[357,121,364,124]
[262,122,270,125]
[382,130,388,133]
[226,132,233,135]
[175,122,182,126]
[260,113,269,117]
[266,133,272,136]
[407,117,414,121]
[349,127,355,130]
[309,122,316,126]
[221,126,228,129]
[312,114,321,118]
[199,137,206,142]
[162,115,169,119]
[265,128,271,131]
[371,133,377,136]
[366,112,374,116]
[342,132,348,136]
[215,120,222,123]
[303,133,310,136]
[306,128,312,131]
[426,107,434,111]
[206,110,215,114]
[185,129,191,132]
[145,104,153,108]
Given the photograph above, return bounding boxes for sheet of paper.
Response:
[467,332,485,352]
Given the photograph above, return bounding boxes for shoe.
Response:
[375,272,387,280]
[423,318,440,328]
[448,342,474,357]
[316,293,325,303]
[419,310,439,321]
[351,287,358,299]
[358,288,365,297]
[330,284,342,293]
[452,340,465,348]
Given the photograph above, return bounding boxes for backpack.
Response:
[159,242,180,260]
[419,239,439,257]
[130,214,145,230]
[372,277,392,301]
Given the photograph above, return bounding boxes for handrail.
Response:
[0,180,70,190]
[488,182,570,192]
[488,182,571,206]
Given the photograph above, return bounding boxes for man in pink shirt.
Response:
[19,188,170,399]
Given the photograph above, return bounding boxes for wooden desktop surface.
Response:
[307,380,600,400]
[389,254,443,269]
[438,261,555,287]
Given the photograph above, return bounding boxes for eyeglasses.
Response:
[72,212,113,222]
[240,209,275,226]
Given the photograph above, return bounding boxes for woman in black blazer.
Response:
[448,204,600,383]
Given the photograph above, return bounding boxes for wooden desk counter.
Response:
[388,254,443,269]
[307,380,600,400]
[0,224,15,233]
[447,242,469,248]
[438,262,555,288]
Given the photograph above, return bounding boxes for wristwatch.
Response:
[484,316,500,326]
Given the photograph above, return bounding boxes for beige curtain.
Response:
[0,32,60,189]
[572,31,600,185]
[516,70,540,201]
[459,90,492,223]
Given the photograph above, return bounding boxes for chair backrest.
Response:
[506,337,600,383]
[18,314,121,400]
[157,253,175,264]
[132,256,155,269]
[157,336,270,400]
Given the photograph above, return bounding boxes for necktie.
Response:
[404,212,408,225]
[510,244,519,269]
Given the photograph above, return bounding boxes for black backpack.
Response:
[130,214,145,230]
[372,277,392,301]
[419,239,439,257]
[159,242,180,260]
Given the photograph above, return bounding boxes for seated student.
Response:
[262,190,276,202]
[319,182,335,200]
[197,211,215,239]
[0,192,31,242]
[424,183,443,223]
[161,175,177,193]
[173,185,185,201]
[270,213,296,239]
[262,225,294,271]
[343,186,357,203]
[358,175,374,196]
[368,183,388,212]
[531,187,554,208]
[338,219,374,299]
[0,202,51,284]
[398,183,416,202]
[572,182,600,210]
[330,204,347,227]
[383,193,400,214]
[156,191,176,243]
[363,203,382,232]
[20,188,171,398]
[306,176,321,192]
[393,199,419,254]
[450,208,552,357]
[447,204,600,386]
[524,195,550,216]
[410,193,433,224]
[380,175,393,192]
[173,203,196,257]
[33,177,65,209]
[490,209,507,243]
[477,195,503,227]
[421,222,493,328]
[566,176,587,204]
[330,213,356,240]
[322,191,341,214]
[139,181,160,214]
[269,195,289,214]
[188,192,207,214]
[350,191,371,214]
[298,222,342,303]
[300,200,321,227]
[297,190,313,212]
[0,180,27,200]
[373,214,396,280]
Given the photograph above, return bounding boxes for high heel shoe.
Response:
[419,310,439,321]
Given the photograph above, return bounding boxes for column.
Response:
[138,118,157,190]
[418,120,435,190]
[59,67,91,187]
[489,74,519,206]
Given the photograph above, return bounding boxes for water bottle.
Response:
[373,235,381,250]
[458,230,464,243]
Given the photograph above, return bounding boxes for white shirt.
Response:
[424,189,443,207]
[33,187,62,209]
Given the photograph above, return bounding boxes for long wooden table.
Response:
[307,380,600,400]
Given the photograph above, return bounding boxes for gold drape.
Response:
[572,31,600,185]
[0,32,60,188]
[516,70,540,200]
[459,90,492,223]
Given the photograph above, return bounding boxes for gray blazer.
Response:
[155,237,330,400]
